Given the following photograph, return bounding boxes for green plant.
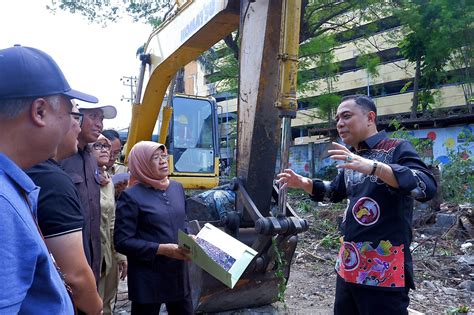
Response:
[356,53,381,77]
[317,218,339,234]
[319,162,339,181]
[296,199,313,213]
[389,119,434,165]
[320,234,340,249]
[287,188,304,197]
[441,133,474,204]
[448,304,470,314]
[272,238,287,305]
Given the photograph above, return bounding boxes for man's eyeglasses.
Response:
[151,154,170,162]
[92,142,111,151]
[70,112,84,127]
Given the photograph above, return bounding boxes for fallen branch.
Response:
[301,248,330,262]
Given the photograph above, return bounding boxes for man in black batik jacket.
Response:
[277,95,437,315]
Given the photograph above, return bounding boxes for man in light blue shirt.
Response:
[0,45,99,314]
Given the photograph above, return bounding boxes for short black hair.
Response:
[341,94,377,115]
[102,129,120,142]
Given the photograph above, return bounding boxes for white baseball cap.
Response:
[77,103,117,119]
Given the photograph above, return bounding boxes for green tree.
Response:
[296,0,395,120]
[395,0,474,118]
[206,0,392,120]
[51,0,472,125]
[49,0,392,121]
[48,0,174,27]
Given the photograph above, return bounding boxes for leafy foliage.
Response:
[47,0,173,27]
[272,237,288,304]
[395,0,474,114]
[320,233,340,249]
[440,131,474,204]
[301,93,341,123]
[448,304,470,315]
[313,213,341,250]
[296,198,313,213]
[205,47,239,94]
[356,53,381,77]
[318,162,339,181]
[389,119,434,164]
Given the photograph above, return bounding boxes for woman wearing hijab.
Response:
[114,141,193,315]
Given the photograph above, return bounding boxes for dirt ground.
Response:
[114,200,474,314]
[277,201,474,315]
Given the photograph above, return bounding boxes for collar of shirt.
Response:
[351,130,387,152]
[0,153,40,213]
[47,158,61,167]
[0,153,38,195]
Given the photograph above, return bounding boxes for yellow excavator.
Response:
[126,0,308,312]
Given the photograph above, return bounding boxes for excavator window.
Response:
[171,96,216,173]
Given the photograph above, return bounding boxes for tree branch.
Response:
[307,3,354,36]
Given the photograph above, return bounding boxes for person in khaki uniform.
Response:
[92,135,127,315]
[102,129,129,199]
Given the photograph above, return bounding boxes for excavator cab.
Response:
[168,95,220,189]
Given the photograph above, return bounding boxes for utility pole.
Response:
[120,76,137,103]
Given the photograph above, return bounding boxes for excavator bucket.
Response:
[186,184,307,313]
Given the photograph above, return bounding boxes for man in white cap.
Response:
[61,102,117,282]
[0,44,98,314]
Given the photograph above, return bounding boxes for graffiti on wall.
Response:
[403,124,473,165]
[286,145,310,177]
[283,124,473,178]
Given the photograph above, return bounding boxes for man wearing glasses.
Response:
[0,45,97,314]
[61,102,117,283]
[27,104,103,314]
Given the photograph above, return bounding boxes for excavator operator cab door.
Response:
[168,95,220,189]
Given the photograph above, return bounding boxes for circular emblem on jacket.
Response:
[352,197,380,226]
[341,242,359,271]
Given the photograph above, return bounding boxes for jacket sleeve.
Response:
[388,140,437,202]
[114,191,159,263]
[310,170,347,203]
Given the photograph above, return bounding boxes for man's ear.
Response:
[367,111,376,125]
[30,98,48,127]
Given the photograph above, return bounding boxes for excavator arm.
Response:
[127,0,308,312]
[126,1,239,156]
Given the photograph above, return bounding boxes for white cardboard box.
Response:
[178,223,257,289]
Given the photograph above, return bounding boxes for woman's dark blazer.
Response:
[114,180,190,304]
